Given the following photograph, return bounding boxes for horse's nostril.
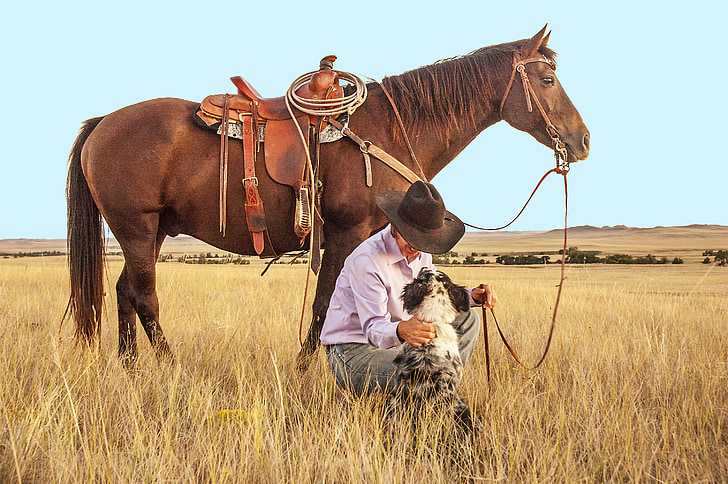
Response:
[582,133,590,151]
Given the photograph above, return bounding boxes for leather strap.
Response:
[499,54,555,115]
[219,94,230,236]
[241,114,267,255]
[499,54,568,163]
[366,144,421,184]
[483,304,491,384]
[462,167,560,231]
[328,118,421,185]
[378,82,428,181]
[481,171,568,386]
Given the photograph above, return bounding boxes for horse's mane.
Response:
[381,40,557,141]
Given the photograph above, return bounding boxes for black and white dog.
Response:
[394,268,477,431]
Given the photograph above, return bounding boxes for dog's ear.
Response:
[401,279,429,313]
[447,281,471,313]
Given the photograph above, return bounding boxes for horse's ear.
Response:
[541,30,551,48]
[521,24,549,58]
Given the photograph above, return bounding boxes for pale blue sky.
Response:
[1,1,725,238]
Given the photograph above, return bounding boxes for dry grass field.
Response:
[1,242,727,481]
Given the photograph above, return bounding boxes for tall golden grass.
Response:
[0,257,726,481]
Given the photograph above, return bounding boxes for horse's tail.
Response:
[64,116,106,345]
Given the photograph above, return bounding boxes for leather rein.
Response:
[479,53,570,384]
[378,53,573,384]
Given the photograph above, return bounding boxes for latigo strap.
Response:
[241,114,267,255]
[219,94,230,236]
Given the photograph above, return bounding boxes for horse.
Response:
[65,26,589,370]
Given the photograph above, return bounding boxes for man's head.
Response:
[376,181,465,255]
[391,225,420,262]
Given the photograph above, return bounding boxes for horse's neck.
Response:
[422,108,501,180]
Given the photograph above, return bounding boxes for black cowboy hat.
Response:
[375,181,465,254]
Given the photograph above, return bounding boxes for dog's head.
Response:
[401,268,470,319]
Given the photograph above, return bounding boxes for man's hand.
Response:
[397,316,436,347]
[471,284,496,309]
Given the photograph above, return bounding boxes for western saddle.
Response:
[194,55,422,273]
[195,56,345,264]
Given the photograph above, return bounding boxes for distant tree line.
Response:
[158,252,308,266]
[563,247,684,265]
[3,251,65,258]
[496,254,550,265]
[432,254,489,265]
[702,249,728,266]
[161,252,252,265]
[492,247,685,265]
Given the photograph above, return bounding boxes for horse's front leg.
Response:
[296,224,372,372]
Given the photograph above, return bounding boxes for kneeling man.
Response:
[320,181,495,395]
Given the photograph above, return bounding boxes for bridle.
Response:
[459,52,571,234]
[499,53,569,168]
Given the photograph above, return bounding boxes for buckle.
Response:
[242,176,259,187]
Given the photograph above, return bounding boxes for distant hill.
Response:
[0,236,198,253]
[543,223,726,236]
[455,224,728,255]
[2,224,727,257]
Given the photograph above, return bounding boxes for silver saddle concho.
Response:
[216,113,348,144]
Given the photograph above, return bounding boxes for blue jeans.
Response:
[324,308,481,395]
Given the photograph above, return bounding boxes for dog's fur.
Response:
[393,268,477,431]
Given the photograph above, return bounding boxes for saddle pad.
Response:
[216,122,266,142]
[195,106,346,144]
[216,120,342,144]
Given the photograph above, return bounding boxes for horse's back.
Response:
[84,97,199,164]
[81,97,215,229]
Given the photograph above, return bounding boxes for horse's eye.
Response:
[542,77,555,86]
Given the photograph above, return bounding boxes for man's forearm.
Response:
[363,317,401,349]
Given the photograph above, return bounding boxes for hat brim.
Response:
[376,191,465,254]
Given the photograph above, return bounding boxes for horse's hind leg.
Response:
[115,215,173,362]
[116,265,138,366]
[117,228,169,365]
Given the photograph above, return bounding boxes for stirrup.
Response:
[295,186,312,238]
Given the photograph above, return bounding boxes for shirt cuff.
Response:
[375,320,402,349]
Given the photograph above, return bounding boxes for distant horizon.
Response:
[2,222,727,242]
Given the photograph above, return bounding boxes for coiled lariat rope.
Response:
[284,70,368,346]
[286,70,368,117]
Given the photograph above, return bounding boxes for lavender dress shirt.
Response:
[320,225,436,349]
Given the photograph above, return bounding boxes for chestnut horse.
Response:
[66,26,589,369]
